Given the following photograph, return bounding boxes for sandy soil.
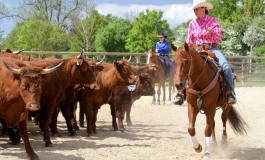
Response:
[0,87,265,160]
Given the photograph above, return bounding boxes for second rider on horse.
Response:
[155,32,171,78]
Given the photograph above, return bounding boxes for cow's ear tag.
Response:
[128,85,136,91]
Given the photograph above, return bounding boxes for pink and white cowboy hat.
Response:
[192,0,213,10]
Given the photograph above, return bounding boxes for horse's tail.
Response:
[228,106,248,135]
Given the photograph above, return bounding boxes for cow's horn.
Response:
[2,60,21,74]
[77,49,84,59]
[13,50,24,55]
[96,55,105,65]
[41,61,64,74]
[127,55,132,62]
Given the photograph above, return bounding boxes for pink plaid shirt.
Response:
[186,14,222,46]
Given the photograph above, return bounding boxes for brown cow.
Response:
[109,72,155,132]
[36,54,99,147]
[50,59,104,136]
[0,57,63,160]
[77,60,136,135]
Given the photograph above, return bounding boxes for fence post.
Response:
[135,56,141,64]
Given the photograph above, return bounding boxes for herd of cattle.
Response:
[0,49,163,160]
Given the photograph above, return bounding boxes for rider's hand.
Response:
[155,49,158,52]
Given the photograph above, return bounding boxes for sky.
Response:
[0,0,195,36]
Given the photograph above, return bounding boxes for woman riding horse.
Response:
[174,0,236,105]
[155,32,170,78]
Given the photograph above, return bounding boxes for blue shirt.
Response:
[156,40,169,55]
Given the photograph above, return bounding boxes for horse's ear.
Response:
[184,42,189,51]
[170,43,177,51]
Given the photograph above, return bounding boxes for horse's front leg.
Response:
[203,105,216,159]
[188,103,201,153]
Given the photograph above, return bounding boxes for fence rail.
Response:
[20,51,265,87]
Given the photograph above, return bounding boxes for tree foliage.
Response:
[209,0,241,23]
[95,19,132,52]
[4,19,67,51]
[125,9,171,53]
[95,18,132,62]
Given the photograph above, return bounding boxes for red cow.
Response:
[37,54,99,147]
[51,59,104,136]
[0,57,62,160]
[77,60,136,135]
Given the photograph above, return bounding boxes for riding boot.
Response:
[174,89,185,105]
[223,68,237,104]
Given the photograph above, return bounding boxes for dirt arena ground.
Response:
[0,87,265,160]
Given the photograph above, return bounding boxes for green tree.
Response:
[254,44,265,64]
[95,18,132,62]
[96,19,132,52]
[241,0,265,25]
[125,9,171,53]
[4,19,67,51]
[243,16,265,58]
[68,10,111,52]
[209,0,241,23]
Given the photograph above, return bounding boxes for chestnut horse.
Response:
[172,43,247,159]
[146,49,175,105]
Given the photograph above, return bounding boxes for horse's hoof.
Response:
[202,153,210,160]
[202,153,211,160]
[194,144,202,153]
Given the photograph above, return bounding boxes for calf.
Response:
[109,73,155,132]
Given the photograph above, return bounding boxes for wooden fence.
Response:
[20,51,265,87]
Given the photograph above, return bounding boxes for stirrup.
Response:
[227,94,236,104]
[174,96,184,105]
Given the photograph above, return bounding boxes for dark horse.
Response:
[146,49,175,105]
[172,43,247,159]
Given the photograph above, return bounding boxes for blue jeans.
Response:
[210,47,235,95]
